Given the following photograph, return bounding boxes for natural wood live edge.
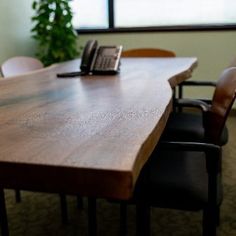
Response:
[0,58,197,200]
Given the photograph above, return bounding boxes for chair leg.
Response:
[59,194,68,224]
[178,84,183,99]
[120,202,128,236]
[203,149,221,236]
[88,197,97,236]
[216,205,220,226]
[15,189,21,203]
[0,189,9,236]
[203,208,217,236]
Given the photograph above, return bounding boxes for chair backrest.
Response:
[1,56,44,77]
[121,48,176,58]
[205,67,236,144]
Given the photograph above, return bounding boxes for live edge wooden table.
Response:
[0,57,197,235]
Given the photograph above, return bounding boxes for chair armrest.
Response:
[159,141,220,153]
[180,80,217,87]
[177,80,216,99]
[174,98,210,112]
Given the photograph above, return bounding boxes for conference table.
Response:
[0,57,197,235]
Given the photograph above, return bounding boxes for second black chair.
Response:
[171,60,236,145]
[161,69,233,146]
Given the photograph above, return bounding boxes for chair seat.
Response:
[161,112,228,146]
[135,149,223,211]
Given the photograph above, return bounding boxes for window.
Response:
[70,0,236,32]
[70,0,109,29]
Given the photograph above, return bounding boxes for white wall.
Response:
[0,0,36,65]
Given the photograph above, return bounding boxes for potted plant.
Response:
[31,0,79,66]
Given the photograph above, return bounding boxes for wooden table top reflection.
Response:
[0,58,197,200]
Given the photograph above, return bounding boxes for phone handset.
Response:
[80,40,98,74]
[57,40,98,78]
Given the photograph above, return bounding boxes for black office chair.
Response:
[119,67,236,236]
[161,66,234,145]
[171,60,236,145]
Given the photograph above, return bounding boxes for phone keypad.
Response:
[92,46,122,74]
[95,56,116,70]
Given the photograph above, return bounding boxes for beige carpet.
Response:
[4,115,236,236]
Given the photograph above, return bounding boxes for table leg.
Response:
[88,197,97,236]
[0,189,9,236]
[136,201,150,236]
[14,190,21,203]
[120,202,127,235]
[59,194,68,224]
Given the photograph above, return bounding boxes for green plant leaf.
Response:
[31,0,79,65]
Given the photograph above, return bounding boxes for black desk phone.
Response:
[57,40,123,77]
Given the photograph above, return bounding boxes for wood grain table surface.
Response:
[0,58,197,200]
